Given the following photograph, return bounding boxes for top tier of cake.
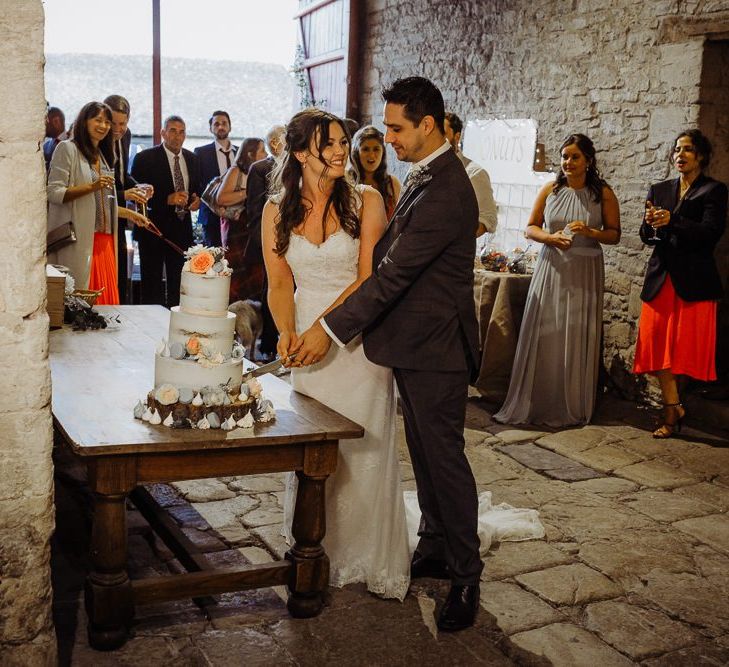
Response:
[179,271,231,317]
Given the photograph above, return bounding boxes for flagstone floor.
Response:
[52,392,729,666]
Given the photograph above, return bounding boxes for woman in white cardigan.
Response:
[47,101,149,302]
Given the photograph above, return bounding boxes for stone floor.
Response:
[52,391,729,666]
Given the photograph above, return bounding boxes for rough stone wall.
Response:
[0,1,57,664]
[359,0,729,396]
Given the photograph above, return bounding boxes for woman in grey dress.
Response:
[494,134,621,427]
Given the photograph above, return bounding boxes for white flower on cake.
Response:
[237,411,255,428]
[198,352,225,368]
[183,245,231,276]
[246,378,263,397]
[155,383,180,405]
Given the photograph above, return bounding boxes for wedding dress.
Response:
[282,228,411,600]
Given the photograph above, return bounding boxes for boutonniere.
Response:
[404,165,432,191]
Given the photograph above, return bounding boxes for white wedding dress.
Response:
[282,228,411,601]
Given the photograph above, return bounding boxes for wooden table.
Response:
[50,306,363,651]
[473,269,532,402]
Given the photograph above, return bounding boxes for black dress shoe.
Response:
[410,552,449,580]
[437,584,479,632]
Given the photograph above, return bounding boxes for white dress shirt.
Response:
[163,144,189,191]
[215,140,237,176]
[458,151,498,233]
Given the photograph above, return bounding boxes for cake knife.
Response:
[242,354,296,380]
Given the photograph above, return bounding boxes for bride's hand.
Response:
[277,331,299,366]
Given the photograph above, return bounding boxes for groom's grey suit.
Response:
[323,146,483,584]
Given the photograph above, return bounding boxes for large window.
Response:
[44,0,298,149]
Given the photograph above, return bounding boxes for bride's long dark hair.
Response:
[270,108,360,256]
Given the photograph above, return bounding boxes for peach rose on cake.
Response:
[189,250,214,274]
[186,335,201,356]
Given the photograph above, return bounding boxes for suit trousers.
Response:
[116,220,128,304]
[394,367,483,585]
[137,231,185,308]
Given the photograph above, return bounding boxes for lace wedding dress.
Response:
[282,228,411,601]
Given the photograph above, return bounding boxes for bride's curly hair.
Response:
[553,133,610,203]
[270,108,360,256]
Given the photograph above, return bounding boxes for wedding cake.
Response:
[134,245,275,430]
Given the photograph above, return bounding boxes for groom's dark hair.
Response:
[382,77,445,133]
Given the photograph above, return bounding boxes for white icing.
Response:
[142,407,152,422]
[163,412,174,427]
[168,308,236,355]
[192,392,203,406]
[155,355,243,393]
[197,416,211,430]
[225,414,237,429]
[179,271,231,316]
[149,409,162,425]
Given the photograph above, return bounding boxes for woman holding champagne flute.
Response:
[633,129,728,438]
[47,101,151,304]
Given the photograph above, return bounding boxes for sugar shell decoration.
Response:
[135,376,276,430]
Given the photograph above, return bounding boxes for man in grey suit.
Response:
[294,77,483,631]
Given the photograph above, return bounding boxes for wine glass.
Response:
[645,202,662,245]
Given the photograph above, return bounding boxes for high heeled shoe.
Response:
[653,402,685,439]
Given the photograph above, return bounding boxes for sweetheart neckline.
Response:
[290,228,352,249]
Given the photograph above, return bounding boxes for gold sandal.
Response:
[653,402,685,439]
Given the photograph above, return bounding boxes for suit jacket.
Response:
[246,156,275,255]
[194,141,238,231]
[639,174,727,302]
[130,144,201,248]
[324,148,480,373]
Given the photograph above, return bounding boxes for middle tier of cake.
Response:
[168,307,236,356]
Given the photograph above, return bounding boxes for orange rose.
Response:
[190,251,214,274]
[186,336,201,355]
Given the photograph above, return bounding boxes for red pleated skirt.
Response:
[88,232,120,305]
[633,275,717,380]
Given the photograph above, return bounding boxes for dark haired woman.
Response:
[349,125,401,219]
[261,109,410,599]
[633,129,727,438]
[47,101,150,304]
[495,133,621,426]
[217,137,266,301]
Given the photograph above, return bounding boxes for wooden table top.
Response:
[50,305,363,457]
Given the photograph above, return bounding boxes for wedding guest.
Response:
[349,125,401,219]
[47,102,120,303]
[102,94,153,303]
[444,112,497,236]
[131,115,201,308]
[217,136,266,301]
[494,133,621,427]
[43,106,67,172]
[194,110,238,247]
[633,129,728,438]
[246,124,286,361]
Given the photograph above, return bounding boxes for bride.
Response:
[261,108,411,600]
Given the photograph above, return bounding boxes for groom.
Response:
[295,76,483,631]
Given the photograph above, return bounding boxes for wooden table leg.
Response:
[85,491,134,650]
[286,470,329,618]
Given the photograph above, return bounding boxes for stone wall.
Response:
[359,0,729,396]
[0,1,57,664]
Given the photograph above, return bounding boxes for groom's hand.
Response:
[295,321,332,366]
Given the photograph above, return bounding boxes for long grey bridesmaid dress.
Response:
[494,186,604,427]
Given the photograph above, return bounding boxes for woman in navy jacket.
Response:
[633,129,727,438]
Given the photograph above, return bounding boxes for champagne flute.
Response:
[645,201,662,245]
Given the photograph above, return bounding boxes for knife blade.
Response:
[242,354,295,380]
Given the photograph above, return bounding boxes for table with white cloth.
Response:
[472,269,532,402]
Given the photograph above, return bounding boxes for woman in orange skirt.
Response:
[633,129,727,438]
